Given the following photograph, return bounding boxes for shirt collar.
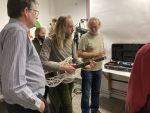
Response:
[9,18,29,33]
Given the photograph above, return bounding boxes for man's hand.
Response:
[96,50,106,57]
[38,101,45,113]
[65,64,76,74]
[60,64,76,74]
[85,58,97,69]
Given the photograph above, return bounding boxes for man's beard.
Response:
[65,31,71,39]
[38,34,45,43]
[65,31,72,46]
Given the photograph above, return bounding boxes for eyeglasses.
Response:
[30,9,39,16]
[65,25,75,29]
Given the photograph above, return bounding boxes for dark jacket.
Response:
[32,38,41,55]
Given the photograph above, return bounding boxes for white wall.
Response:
[49,0,57,19]
[0,0,9,31]
[55,0,87,33]
[0,0,50,38]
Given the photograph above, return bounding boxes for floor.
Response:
[0,79,125,113]
[72,83,125,113]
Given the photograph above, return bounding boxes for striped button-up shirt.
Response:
[0,18,46,110]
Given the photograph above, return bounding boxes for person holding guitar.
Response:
[77,17,106,113]
[40,15,97,113]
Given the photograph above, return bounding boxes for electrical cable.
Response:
[72,85,91,113]
[72,86,82,100]
[72,86,82,113]
[74,20,81,27]
[82,22,85,29]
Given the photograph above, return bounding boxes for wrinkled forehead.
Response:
[66,17,74,26]
[40,28,46,33]
[89,20,99,26]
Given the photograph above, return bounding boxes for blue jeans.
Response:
[81,69,102,113]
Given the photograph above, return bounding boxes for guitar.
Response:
[46,56,106,87]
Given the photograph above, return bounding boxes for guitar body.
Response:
[46,57,77,87]
[46,56,106,87]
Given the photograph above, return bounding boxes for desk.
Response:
[102,68,130,91]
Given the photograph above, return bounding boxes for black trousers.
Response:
[43,86,49,100]
[5,97,50,113]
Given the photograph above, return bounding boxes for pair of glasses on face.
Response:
[65,25,75,29]
[30,9,39,16]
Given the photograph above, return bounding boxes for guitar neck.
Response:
[73,56,106,69]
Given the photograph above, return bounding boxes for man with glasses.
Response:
[31,9,39,17]
[40,15,96,113]
[0,0,50,113]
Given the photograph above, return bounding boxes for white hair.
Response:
[87,17,102,30]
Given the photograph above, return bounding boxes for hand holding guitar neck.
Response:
[95,51,106,57]
[46,56,106,87]
[60,64,76,74]
[96,48,106,57]
[85,58,97,69]
[101,48,106,56]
